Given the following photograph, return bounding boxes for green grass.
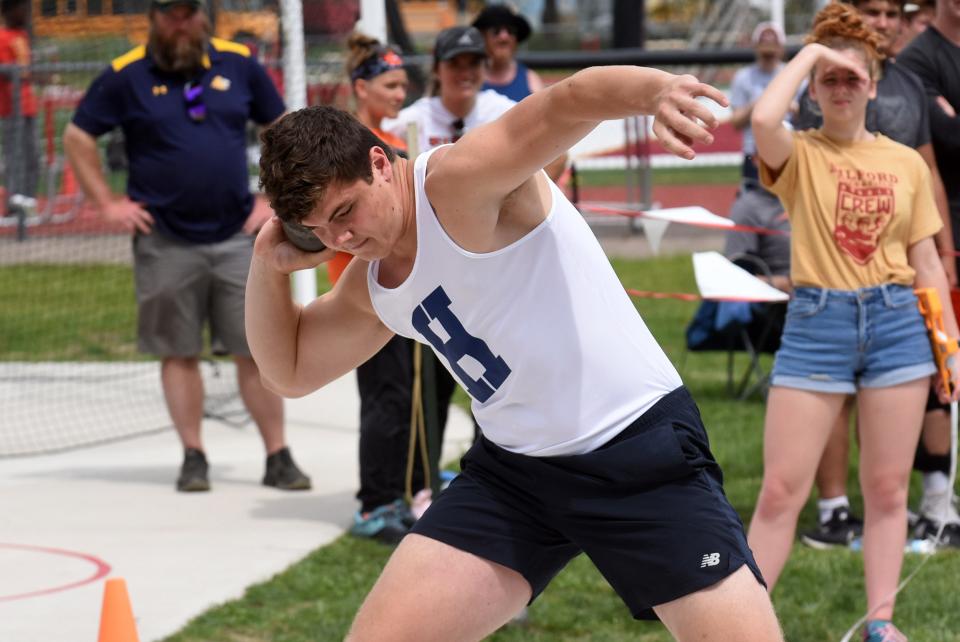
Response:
[5,255,956,640]
[0,264,139,360]
[577,166,740,188]
[0,264,332,361]
[36,36,134,63]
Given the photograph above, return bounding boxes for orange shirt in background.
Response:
[0,28,37,117]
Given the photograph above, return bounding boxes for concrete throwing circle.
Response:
[0,543,111,601]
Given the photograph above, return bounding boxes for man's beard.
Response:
[149,24,208,76]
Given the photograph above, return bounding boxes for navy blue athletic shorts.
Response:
[411,386,765,620]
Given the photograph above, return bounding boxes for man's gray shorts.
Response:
[133,231,254,357]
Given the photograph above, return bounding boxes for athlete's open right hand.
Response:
[102,197,153,234]
[651,74,728,161]
[254,216,337,274]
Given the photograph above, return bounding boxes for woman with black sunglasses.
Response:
[383,25,515,155]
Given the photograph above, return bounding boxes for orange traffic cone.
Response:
[60,163,77,197]
[97,578,140,642]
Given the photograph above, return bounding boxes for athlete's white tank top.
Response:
[368,148,682,456]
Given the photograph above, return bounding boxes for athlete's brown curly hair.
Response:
[805,2,886,78]
[259,106,396,223]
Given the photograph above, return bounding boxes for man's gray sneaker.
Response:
[177,448,210,492]
[263,447,312,490]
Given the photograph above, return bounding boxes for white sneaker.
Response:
[9,194,37,214]
[918,489,960,527]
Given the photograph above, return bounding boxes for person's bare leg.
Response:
[748,386,846,589]
[161,356,205,451]
[857,379,927,621]
[346,534,532,642]
[814,399,852,501]
[235,355,285,455]
[921,408,951,454]
[655,565,783,641]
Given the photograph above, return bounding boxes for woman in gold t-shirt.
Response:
[745,4,959,639]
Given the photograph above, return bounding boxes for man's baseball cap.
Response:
[472,4,533,43]
[752,21,785,52]
[152,0,204,10]
[434,26,487,63]
[903,1,932,14]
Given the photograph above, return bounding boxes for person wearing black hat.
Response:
[472,3,543,102]
[470,4,566,182]
[63,0,312,493]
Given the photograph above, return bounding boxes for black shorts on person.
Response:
[410,386,765,619]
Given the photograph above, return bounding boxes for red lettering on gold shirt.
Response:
[833,181,895,264]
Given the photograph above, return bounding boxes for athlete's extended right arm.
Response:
[245,218,393,398]
[431,66,726,212]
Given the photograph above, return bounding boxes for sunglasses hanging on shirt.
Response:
[451,118,465,143]
[184,80,206,122]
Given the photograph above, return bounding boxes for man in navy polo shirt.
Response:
[63,0,311,493]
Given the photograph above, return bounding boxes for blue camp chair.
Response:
[684,254,786,399]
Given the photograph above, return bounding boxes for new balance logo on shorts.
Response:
[700,553,720,568]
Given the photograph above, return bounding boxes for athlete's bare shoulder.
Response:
[424,145,452,177]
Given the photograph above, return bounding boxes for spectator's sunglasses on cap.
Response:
[184,80,206,122]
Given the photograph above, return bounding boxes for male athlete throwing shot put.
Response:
[247,65,783,641]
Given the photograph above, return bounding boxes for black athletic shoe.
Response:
[913,516,960,549]
[177,448,210,492]
[383,498,417,529]
[800,507,863,549]
[263,447,312,490]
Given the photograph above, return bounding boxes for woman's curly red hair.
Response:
[805,2,885,78]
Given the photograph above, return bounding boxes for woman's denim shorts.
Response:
[771,284,936,394]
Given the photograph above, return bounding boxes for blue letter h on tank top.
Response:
[412,286,512,403]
